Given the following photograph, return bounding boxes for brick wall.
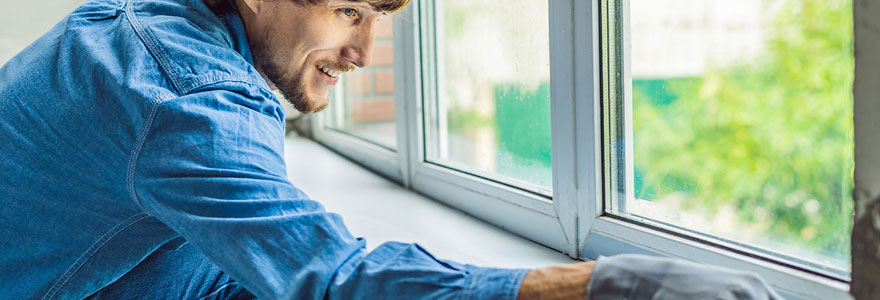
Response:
[345,16,396,123]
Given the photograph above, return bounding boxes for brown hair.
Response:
[296,0,409,13]
[205,0,410,14]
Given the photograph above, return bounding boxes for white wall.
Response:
[0,0,83,65]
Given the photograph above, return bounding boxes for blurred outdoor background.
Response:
[426,0,553,192]
[626,0,853,273]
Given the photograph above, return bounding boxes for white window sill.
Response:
[283,133,575,269]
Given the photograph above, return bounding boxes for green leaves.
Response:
[633,0,853,263]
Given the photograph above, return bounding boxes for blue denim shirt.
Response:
[0,0,527,298]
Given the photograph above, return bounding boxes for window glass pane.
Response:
[425,0,552,193]
[1,1,81,65]
[325,16,397,150]
[608,0,853,275]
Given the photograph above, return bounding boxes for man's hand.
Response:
[517,261,596,300]
[586,254,783,300]
[515,254,783,300]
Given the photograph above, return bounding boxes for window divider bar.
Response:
[573,0,605,259]
[415,0,436,172]
[620,0,635,212]
[549,0,580,257]
[393,1,422,188]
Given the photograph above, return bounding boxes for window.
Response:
[325,16,398,150]
[423,0,553,193]
[603,0,853,277]
[314,15,405,182]
[407,0,573,252]
[307,0,870,298]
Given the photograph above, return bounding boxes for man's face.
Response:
[237,0,384,113]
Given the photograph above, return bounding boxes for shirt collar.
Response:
[219,0,255,66]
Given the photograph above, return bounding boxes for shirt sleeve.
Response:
[132,87,528,300]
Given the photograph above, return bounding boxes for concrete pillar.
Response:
[851,0,880,298]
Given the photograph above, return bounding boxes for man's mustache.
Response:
[315,59,356,73]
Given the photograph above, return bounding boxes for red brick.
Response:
[374,69,395,94]
[351,98,396,123]
[375,17,393,39]
[345,70,372,95]
[371,42,394,67]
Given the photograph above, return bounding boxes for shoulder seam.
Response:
[125,95,166,211]
[186,77,276,98]
[124,79,278,212]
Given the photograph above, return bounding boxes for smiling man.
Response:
[240,0,375,114]
[0,0,595,298]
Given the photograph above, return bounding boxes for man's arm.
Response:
[133,87,529,299]
[517,261,596,300]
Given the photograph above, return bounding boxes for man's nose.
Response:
[342,22,375,68]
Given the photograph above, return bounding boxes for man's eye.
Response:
[340,8,357,17]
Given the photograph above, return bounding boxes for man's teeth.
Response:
[318,64,341,78]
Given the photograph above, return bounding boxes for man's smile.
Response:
[317,64,343,78]
[315,61,356,87]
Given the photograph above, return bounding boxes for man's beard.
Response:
[252,43,328,114]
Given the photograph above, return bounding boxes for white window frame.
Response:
[314,0,577,254]
[311,68,405,183]
[306,1,873,299]
[311,126,403,182]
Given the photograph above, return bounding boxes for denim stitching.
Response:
[185,76,273,98]
[124,0,185,95]
[125,0,268,97]
[186,79,285,125]
[33,1,279,299]
[459,266,478,300]
[126,96,163,211]
[121,0,180,212]
[182,74,262,95]
[41,213,152,300]
[125,77,280,212]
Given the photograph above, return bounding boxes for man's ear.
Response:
[239,0,263,15]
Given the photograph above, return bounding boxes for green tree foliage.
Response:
[633,0,853,262]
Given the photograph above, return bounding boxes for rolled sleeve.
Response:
[329,242,529,300]
[460,265,529,300]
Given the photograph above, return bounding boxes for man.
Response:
[0,0,781,299]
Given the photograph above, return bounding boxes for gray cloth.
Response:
[586,254,784,300]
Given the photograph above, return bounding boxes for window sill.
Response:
[283,133,575,269]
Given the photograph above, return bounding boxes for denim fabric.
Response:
[86,237,257,299]
[0,0,529,299]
